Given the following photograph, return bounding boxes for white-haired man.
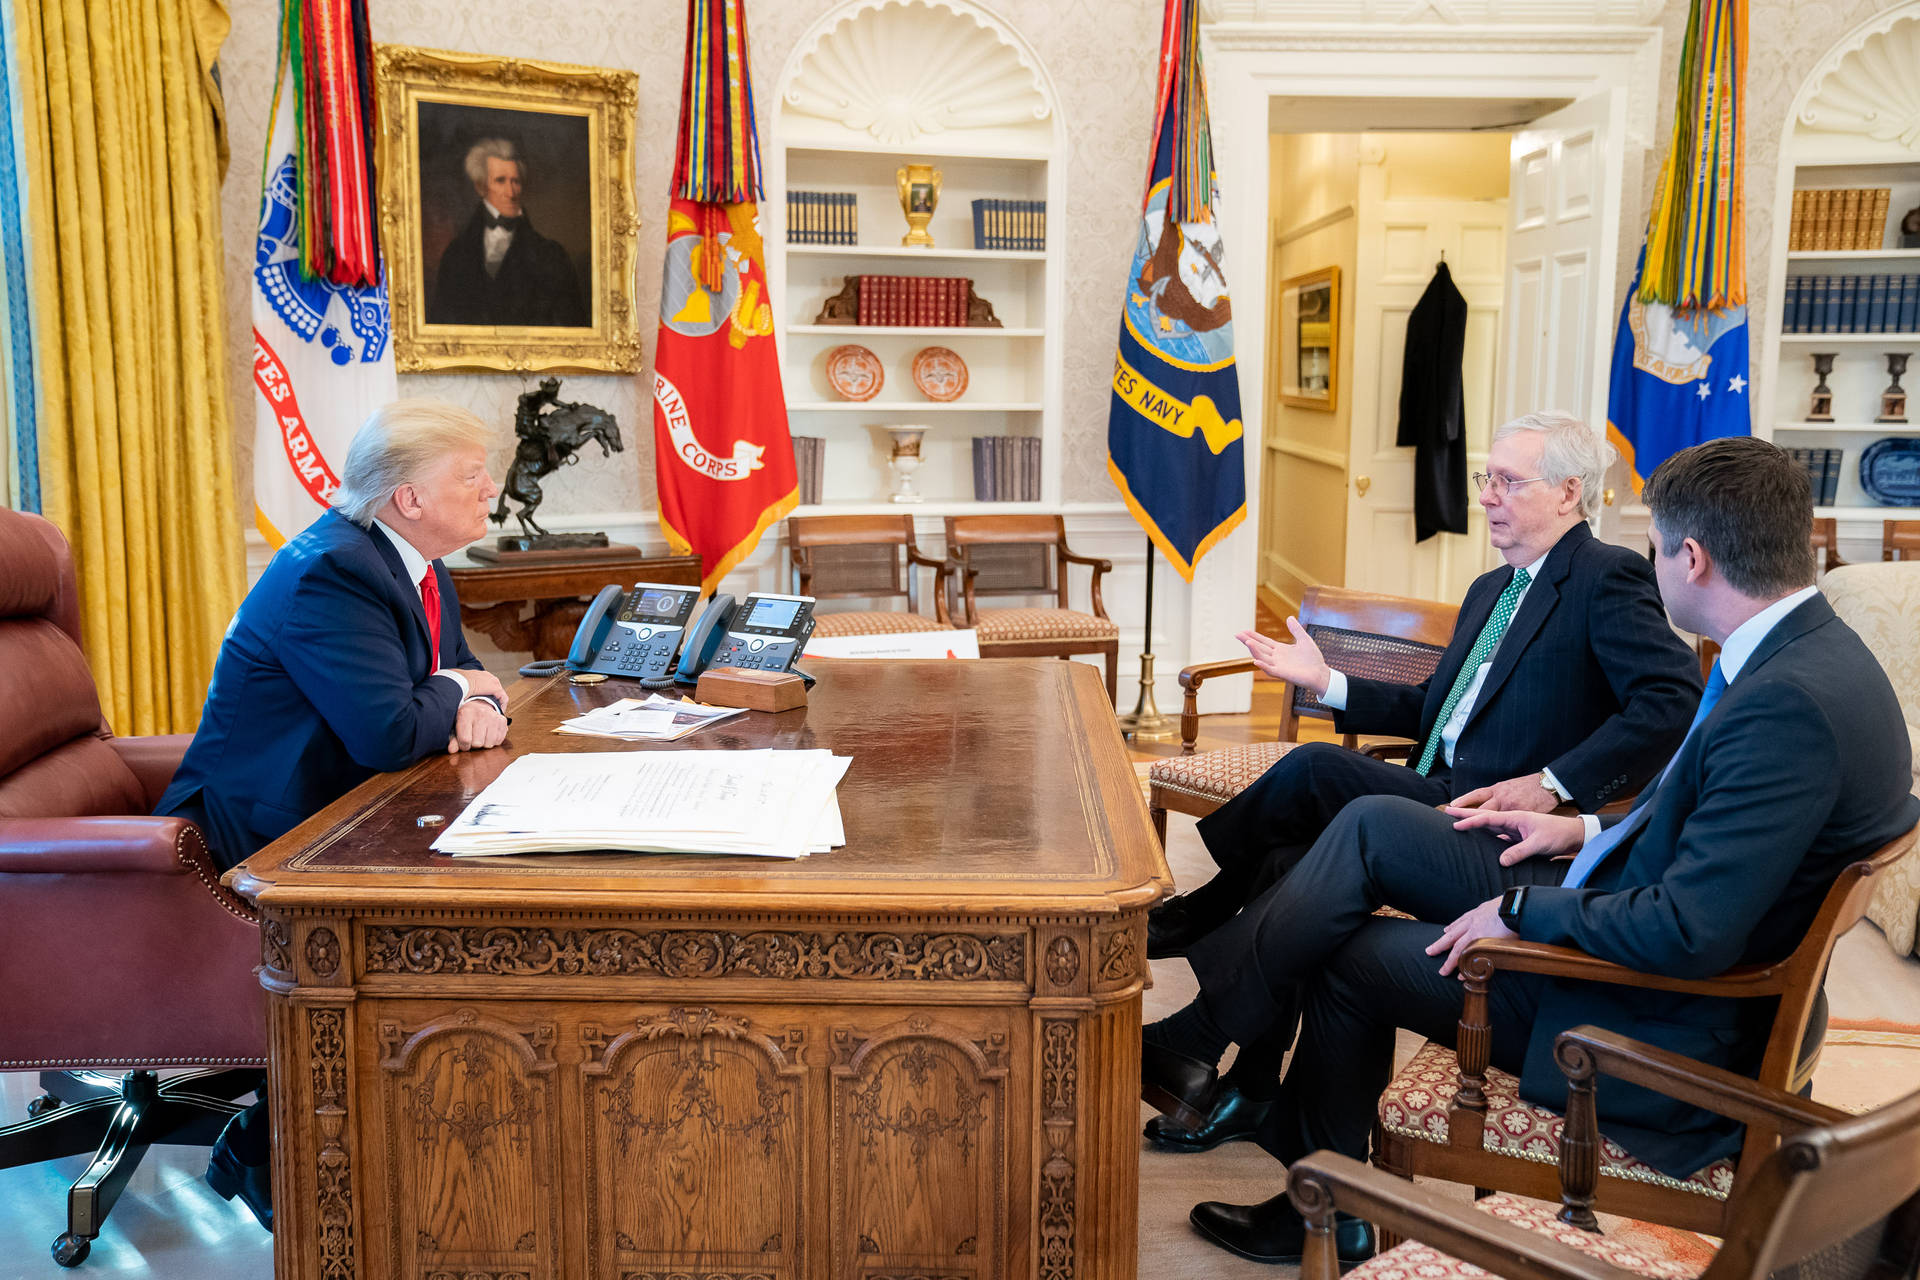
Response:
[1142,411,1702,1158]
[429,137,586,327]
[157,399,509,1230]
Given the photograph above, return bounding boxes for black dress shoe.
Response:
[206,1130,273,1233]
[1147,892,1221,959]
[1143,1080,1276,1152]
[1140,1037,1216,1130]
[1191,1193,1376,1267]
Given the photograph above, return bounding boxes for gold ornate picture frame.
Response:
[1276,265,1340,412]
[374,45,640,374]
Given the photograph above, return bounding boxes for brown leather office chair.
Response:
[1371,822,1917,1241]
[0,508,264,1267]
[1882,518,1920,562]
[1145,586,1458,843]
[788,514,953,637]
[943,514,1120,702]
[1291,1028,1920,1280]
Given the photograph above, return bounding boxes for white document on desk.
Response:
[433,750,850,859]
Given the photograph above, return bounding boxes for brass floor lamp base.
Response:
[1115,652,1178,742]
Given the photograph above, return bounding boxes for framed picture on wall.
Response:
[1277,266,1340,412]
[374,45,640,373]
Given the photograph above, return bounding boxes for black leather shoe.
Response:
[1190,1193,1376,1267]
[1140,1037,1216,1130]
[1147,892,1222,959]
[1143,1080,1276,1152]
[206,1130,273,1233]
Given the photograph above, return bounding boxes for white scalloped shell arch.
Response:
[779,0,1055,147]
[1798,6,1920,147]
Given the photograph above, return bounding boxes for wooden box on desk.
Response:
[696,666,808,712]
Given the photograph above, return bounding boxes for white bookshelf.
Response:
[767,0,1065,510]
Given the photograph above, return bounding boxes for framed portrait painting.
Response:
[374,45,640,374]
[1277,266,1340,412]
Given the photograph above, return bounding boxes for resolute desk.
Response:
[229,659,1169,1280]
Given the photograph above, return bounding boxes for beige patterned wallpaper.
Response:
[214,0,1161,519]
[214,0,1907,521]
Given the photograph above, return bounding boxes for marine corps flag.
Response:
[653,0,796,594]
[1607,0,1750,490]
[251,0,395,548]
[1107,0,1245,582]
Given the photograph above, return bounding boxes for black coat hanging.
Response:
[1396,260,1470,541]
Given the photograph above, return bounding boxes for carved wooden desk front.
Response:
[230,659,1169,1280]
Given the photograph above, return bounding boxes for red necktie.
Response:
[419,568,441,672]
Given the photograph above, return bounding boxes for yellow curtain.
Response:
[15,0,243,735]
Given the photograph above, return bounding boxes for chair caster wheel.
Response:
[27,1094,61,1119]
[52,1233,91,1267]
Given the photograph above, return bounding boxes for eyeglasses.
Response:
[1471,472,1548,497]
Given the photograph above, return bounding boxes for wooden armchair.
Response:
[1372,822,1919,1238]
[1145,586,1459,843]
[1290,1027,1920,1280]
[788,514,953,638]
[1811,516,1847,572]
[942,514,1119,702]
[1882,519,1920,562]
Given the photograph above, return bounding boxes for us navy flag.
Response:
[1106,26,1245,581]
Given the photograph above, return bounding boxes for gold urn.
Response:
[896,163,941,248]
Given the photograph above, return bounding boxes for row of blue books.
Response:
[971,199,1046,252]
[1784,448,1843,504]
[1783,275,1920,334]
[787,191,857,245]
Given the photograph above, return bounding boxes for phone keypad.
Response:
[600,630,681,677]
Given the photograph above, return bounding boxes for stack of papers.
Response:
[557,695,747,742]
[431,750,850,860]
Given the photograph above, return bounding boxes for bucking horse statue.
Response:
[490,377,624,542]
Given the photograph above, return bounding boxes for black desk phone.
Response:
[565,582,702,681]
[538,585,818,687]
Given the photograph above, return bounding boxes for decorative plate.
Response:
[825,344,883,401]
[1860,437,1920,505]
[912,346,969,402]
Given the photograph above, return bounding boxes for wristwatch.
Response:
[1537,769,1560,799]
[1498,885,1529,930]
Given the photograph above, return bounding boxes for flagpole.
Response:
[1116,535,1178,742]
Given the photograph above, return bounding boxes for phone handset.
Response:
[568,585,624,670]
[674,593,738,684]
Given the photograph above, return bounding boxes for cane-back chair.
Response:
[788,514,953,638]
[1144,586,1458,843]
[1292,1027,1920,1280]
[942,514,1119,702]
[1371,821,1919,1240]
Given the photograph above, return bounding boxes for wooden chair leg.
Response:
[1102,642,1118,705]
[1554,1037,1603,1231]
[1371,1125,1413,1251]
[1151,805,1167,845]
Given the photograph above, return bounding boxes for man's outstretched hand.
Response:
[1236,618,1333,696]
[1442,805,1585,866]
[1427,897,1513,977]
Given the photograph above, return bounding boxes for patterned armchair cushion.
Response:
[1823,564,1920,956]
[1148,741,1300,810]
[973,608,1118,643]
[1347,1193,1706,1280]
[811,610,948,638]
[1378,1042,1735,1201]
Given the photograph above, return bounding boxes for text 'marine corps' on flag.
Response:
[1107,0,1245,583]
[251,0,394,549]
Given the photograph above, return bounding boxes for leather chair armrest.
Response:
[0,815,218,878]
[107,733,193,809]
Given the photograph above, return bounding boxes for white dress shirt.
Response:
[1321,551,1565,793]
[1571,583,1821,843]
[481,200,514,277]
[370,518,472,701]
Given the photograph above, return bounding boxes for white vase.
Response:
[887,427,927,503]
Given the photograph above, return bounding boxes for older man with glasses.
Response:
[1142,410,1702,1161]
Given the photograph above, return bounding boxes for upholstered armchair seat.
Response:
[1347,1192,1703,1280]
[1147,740,1300,811]
[811,609,949,638]
[971,606,1118,643]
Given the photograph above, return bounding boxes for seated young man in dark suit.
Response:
[156,398,512,1230]
[1140,436,1920,1264]
[1146,411,1702,1152]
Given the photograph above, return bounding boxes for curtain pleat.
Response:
[15,0,243,735]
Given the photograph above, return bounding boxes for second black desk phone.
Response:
[563,584,816,685]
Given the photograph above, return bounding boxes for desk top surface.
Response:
[230,659,1168,916]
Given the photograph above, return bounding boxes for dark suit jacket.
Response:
[430,206,587,328]
[1397,262,1470,541]
[1333,522,1703,810]
[1515,594,1920,1175]
[155,510,484,871]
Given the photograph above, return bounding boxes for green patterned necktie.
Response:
[1414,567,1531,776]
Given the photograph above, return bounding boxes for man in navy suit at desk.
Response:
[1141,437,1919,1264]
[156,397,511,1230]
